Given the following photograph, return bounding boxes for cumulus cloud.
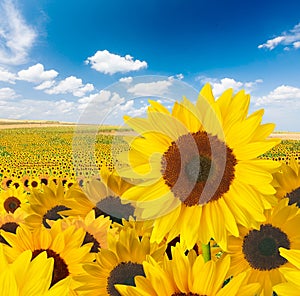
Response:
[0,87,18,100]
[85,50,148,75]
[0,98,76,120]
[0,0,37,65]
[255,85,300,106]
[77,89,131,124]
[198,77,263,97]
[119,76,133,83]
[45,76,94,97]
[34,80,56,90]
[127,79,173,97]
[0,67,16,84]
[258,23,300,50]
[17,63,58,83]
[78,90,125,109]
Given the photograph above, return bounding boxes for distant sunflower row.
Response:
[0,84,300,295]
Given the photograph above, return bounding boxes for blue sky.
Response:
[1,0,300,131]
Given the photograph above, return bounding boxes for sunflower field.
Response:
[0,84,300,295]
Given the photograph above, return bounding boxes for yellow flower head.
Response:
[226,198,300,296]
[74,227,165,296]
[118,84,280,249]
[116,245,260,296]
[273,157,300,206]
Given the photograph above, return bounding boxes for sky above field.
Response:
[0,0,300,131]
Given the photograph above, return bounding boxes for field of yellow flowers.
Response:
[0,84,300,295]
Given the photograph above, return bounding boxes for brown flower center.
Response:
[31,180,39,187]
[242,224,290,271]
[0,222,19,245]
[107,262,145,296]
[82,231,100,253]
[286,187,300,207]
[161,131,236,206]
[4,196,21,213]
[95,196,135,224]
[32,249,69,287]
[42,205,71,228]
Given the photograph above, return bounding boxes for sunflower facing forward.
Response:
[226,198,300,296]
[119,84,280,249]
[74,227,165,296]
[1,221,94,294]
[0,244,70,296]
[63,165,135,225]
[273,157,300,206]
[116,245,260,296]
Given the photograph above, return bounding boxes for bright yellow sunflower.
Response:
[1,221,94,294]
[58,210,112,252]
[64,165,135,224]
[24,181,73,229]
[116,245,260,296]
[0,244,70,296]
[0,208,27,245]
[226,198,300,296]
[74,227,166,296]
[118,83,280,249]
[273,268,300,296]
[0,187,28,214]
[273,157,300,206]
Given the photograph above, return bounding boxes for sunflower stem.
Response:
[201,242,211,262]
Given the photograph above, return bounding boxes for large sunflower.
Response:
[226,198,300,296]
[119,84,280,249]
[0,244,70,296]
[1,221,94,294]
[273,157,300,206]
[74,227,165,296]
[116,245,260,296]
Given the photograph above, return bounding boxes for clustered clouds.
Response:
[0,0,299,131]
[255,85,300,106]
[198,77,263,97]
[258,22,300,50]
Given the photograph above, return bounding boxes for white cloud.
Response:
[255,85,300,106]
[0,67,16,84]
[0,98,76,120]
[0,87,18,100]
[0,0,37,65]
[45,76,94,97]
[199,77,263,97]
[169,73,184,80]
[119,76,133,83]
[78,90,125,108]
[17,63,58,83]
[127,79,173,96]
[119,100,134,111]
[34,80,55,90]
[126,104,148,117]
[176,73,184,80]
[258,23,300,50]
[293,41,300,49]
[85,50,148,75]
